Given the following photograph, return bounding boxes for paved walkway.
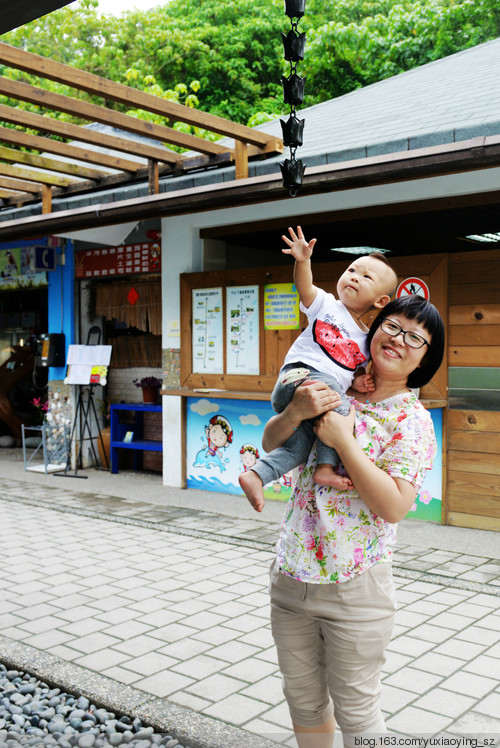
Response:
[1,469,500,746]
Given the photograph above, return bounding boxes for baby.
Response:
[239,226,398,507]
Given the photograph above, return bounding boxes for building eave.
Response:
[2,135,500,241]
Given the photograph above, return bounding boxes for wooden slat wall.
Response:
[447,249,500,531]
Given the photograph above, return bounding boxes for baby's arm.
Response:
[282,226,318,309]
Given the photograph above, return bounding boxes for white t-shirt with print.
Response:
[283,287,369,393]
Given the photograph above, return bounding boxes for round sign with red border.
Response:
[396,277,430,300]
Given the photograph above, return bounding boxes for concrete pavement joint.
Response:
[0,493,272,554]
[2,490,500,597]
[0,636,281,748]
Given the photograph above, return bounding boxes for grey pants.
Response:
[252,362,350,487]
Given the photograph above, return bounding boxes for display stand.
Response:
[22,422,69,474]
[57,328,112,479]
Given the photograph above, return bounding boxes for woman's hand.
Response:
[262,380,341,453]
[286,380,342,427]
[314,405,356,450]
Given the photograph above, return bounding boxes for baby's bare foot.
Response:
[314,465,353,490]
[239,470,265,512]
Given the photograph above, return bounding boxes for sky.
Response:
[96,0,164,14]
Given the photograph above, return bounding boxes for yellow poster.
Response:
[264,283,300,330]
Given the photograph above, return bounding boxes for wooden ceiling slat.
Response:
[0,144,108,180]
[0,101,180,164]
[0,123,145,172]
[0,187,28,198]
[0,160,78,186]
[0,75,230,157]
[0,174,42,193]
[0,41,278,149]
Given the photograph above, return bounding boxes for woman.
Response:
[253,296,444,748]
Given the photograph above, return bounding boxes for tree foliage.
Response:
[1,0,499,133]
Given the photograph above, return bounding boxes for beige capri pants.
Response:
[269,559,396,737]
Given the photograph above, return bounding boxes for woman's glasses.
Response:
[380,319,430,349]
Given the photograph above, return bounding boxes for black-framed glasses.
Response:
[380,319,430,349]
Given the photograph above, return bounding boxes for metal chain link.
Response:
[280,0,306,198]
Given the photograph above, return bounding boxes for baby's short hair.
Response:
[368,252,398,297]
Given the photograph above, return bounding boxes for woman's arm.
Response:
[262,381,342,452]
[314,408,416,523]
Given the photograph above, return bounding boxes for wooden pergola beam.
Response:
[0,102,180,165]
[0,75,230,157]
[0,144,109,180]
[0,174,42,194]
[0,41,280,150]
[0,160,79,186]
[0,187,26,199]
[0,123,145,172]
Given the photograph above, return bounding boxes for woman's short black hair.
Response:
[367,296,445,388]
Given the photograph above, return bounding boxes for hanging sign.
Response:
[75,242,161,279]
[396,277,430,300]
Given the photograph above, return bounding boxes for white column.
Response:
[161,217,203,487]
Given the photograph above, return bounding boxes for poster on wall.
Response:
[226,285,260,375]
[264,282,300,330]
[192,288,223,374]
[186,396,443,522]
[186,396,295,501]
[0,247,47,289]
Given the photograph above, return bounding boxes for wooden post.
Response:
[148,159,160,195]
[234,140,249,180]
[41,184,52,213]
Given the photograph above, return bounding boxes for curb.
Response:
[0,637,282,748]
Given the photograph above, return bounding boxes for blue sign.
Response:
[35,245,56,271]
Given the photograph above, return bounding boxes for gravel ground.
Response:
[0,665,189,748]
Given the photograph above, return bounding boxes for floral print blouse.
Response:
[275,392,436,584]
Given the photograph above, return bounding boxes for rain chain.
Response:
[280,0,306,197]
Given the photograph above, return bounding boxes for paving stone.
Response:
[410,623,455,644]
[74,648,131,670]
[207,640,261,664]
[383,667,444,694]
[463,654,500,680]
[186,672,246,701]
[381,650,413,674]
[411,651,464,677]
[113,634,167,656]
[387,635,435,658]
[203,692,267,725]
[222,657,278,684]
[241,676,289,706]
[134,670,194,698]
[171,654,228,679]
[386,705,453,734]
[119,652,178,676]
[449,711,500,734]
[442,671,498,698]
[433,638,486,661]
[380,683,417,713]
[413,688,476,719]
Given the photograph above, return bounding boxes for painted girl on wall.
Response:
[240,444,260,472]
[193,414,233,472]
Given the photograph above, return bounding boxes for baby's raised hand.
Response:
[281,226,316,262]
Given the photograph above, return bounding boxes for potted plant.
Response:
[133,376,162,404]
